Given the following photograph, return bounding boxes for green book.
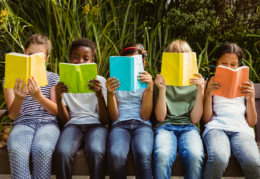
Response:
[59,63,97,93]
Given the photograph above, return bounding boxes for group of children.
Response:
[3,34,260,179]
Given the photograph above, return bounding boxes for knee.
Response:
[134,148,152,166]
[86,143,106,159]
[243,156,260,174]
[9,147,30,158]
[108,150,125,168]
[32,144,53,160]
[208,149,229,168]
[185,149,204,165]
[54,145,72,161]
[154,149,172,167]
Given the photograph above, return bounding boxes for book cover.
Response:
[4,52,48,89]
[161,52,198,86]
[109,55,147,91]
[59,63,97,93]
[212,65,249,99]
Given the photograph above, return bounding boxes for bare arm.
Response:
[240,82,257,127]
[88,79,109,125]
[4,79,28,120]
[202,76,221,124]
[28,76,58,116]
[55,82,70,124]
[154,74,167,122]
[106,77,120,122]
[139,71,153,121]
[190,74,204,124]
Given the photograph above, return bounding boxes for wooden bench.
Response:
[0,84,260,176]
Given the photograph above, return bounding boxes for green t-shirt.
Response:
[153,84,199,131]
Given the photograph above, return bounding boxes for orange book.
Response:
[212,65,249,99]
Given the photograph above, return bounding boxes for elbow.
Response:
[141,114,150,121]
[155,113,166,122]
[8,114,16,120]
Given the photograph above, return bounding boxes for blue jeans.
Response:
[54,124,108,179]
[107,120,154,179]
[153,124,204,179]
[7,119,60,179]
[203,129,260,179]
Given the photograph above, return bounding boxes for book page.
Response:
[161,53,182,86]
[4,53,29,89]
[183,52,198,86]
[59,63,78,93]
[30,53,48,87]
[109,56,132,91]
[233,67,249,98]
[78,64,97,93]
[134,55,147,90]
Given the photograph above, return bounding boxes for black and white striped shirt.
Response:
[3,71,60,123]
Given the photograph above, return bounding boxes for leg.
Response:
[202,129,231,179]
[7,124,35,179]
[153,125,177,179]
[178,127,204,179]
[31,123,60,179]
[130,123,154,179]
[230,132,260,179]
[107,123,131,179]
[54,125,84,179]
[84,124,108,179]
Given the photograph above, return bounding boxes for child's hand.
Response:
[14,78,28,100]
[138,71,153,90]
[106,77,120,96]
[205,76,222,96]
[28,76,43,100]
[154,74,166,91]
[240,82,255,100]
[88,79,104,98]
[190,73,204,93]
[55,82,69,100]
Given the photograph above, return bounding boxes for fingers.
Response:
[18,79,24,91]
[243,82,253,86]
[138,71,149,75]
[193,73,203,79]
[107,77,120,86]
[89,79,101,85]
[28,77,36,89]
[209,76,217,83]
[31,76,39,88]
[22,83,28,93]
[14,78,19,91]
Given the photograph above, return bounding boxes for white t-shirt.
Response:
[62,75,107,127]
[203,95,255,138]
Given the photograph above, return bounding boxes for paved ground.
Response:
[0,176,245,179]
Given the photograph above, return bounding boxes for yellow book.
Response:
[4,52,48,89]
[161,52,198,86]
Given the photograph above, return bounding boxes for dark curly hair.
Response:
[208,43,245,78]
[69,38,96,57]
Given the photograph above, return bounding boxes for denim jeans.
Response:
[153,124,204,179]
[107,119,154,179]
[203,129,260,179]
[7,119,60,179]
[54,124,108,179]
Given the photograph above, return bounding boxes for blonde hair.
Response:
[24,34,52,56]
[165,40,192,53]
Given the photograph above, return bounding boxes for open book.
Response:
[4,52,48,89]
[59,63,97,93]
[161,52,198,86]
[109,55,147,91]
[212,65,249,99]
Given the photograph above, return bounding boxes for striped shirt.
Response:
[3,71,60,123]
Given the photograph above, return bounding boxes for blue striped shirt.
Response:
[3,71,60,123]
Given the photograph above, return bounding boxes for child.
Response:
[202,43,260,179]
[106,43,154,179]
[54,38,109,179]
[4,34,60,178]
[153,40,204,179]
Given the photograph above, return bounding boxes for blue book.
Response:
[109,55,148,91]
